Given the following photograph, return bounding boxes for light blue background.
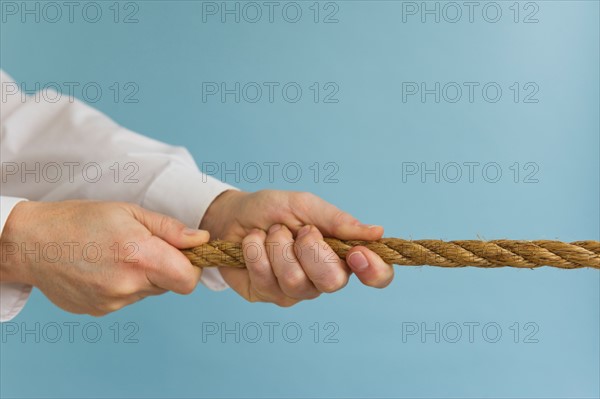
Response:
[1,1,598,398]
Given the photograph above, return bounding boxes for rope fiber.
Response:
[182,238,600,270]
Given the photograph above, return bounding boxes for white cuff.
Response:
[0,283,33,322]
[1,196,27,234]
[0,196,32,322]
[142,165,236,291]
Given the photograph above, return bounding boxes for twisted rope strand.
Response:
[182,239,600,270]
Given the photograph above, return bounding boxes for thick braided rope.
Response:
[182,239,600,269]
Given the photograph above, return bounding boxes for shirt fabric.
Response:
[0,70,233,322]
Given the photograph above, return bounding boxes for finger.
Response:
[294,225,350,293]
[242,228,287,300]
[114,285,168,313]
[216,229,276,301]
[346,246,394,288]
[220,228,296,305]
[291,193,384,240]
[119,287,168,310]
[219,267,299,307]
[139,286,168,297]
[266,224,320,300]
[214,266,250,299]
[141,236,203,295]
[131,205,210,249]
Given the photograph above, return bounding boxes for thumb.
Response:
[294,194,384,240]
[131,206,210,249]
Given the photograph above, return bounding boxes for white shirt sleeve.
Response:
[0,70,233,321]
[0,197,33,322]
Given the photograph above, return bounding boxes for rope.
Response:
[182,238,600,270]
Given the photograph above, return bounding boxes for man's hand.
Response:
[200,190,394,307]
[0,200,209,316]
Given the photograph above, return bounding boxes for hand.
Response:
[200,190,394,307]
[0,200,209,316]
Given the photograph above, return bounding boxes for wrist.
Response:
[0,201,36,285]
[199,189,246,239]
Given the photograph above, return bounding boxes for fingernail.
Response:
[348,251,369,271]
[269,224,282,234]
[296,225,311,239]
[358,224,381,229]
[184,228,204,236]
[357,223,379,229]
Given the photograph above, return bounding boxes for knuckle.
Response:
[256,191,288,219]
[103,303,121,313]
[92,302,121,316]
[256,189,275,199]
[169,263,198,294]
[297,191,315,202]
[158,215,176,233]
[281,270,308,293]
[246,291,262,304]
[242,239,264,266]
[122,202,143,217]
[93,280,115,297]
[122,202,140,211]
[331,210,352,233]
[319,273,348,293]
[294,229,320,248]
[304,291,321,300]
[246,257,270,277]
[274,297,298,308]
[296,238,328,263]
[290,191,314,212]
[107,281,135,298]
[366,271,394,289]
[178,277,197,295]
[269,225,292,241]
[244,229,267,243]
[374,278,393,289]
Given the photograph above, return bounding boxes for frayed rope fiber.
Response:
[182,238,600,269]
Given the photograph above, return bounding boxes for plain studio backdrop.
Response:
[0,1,598,398]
